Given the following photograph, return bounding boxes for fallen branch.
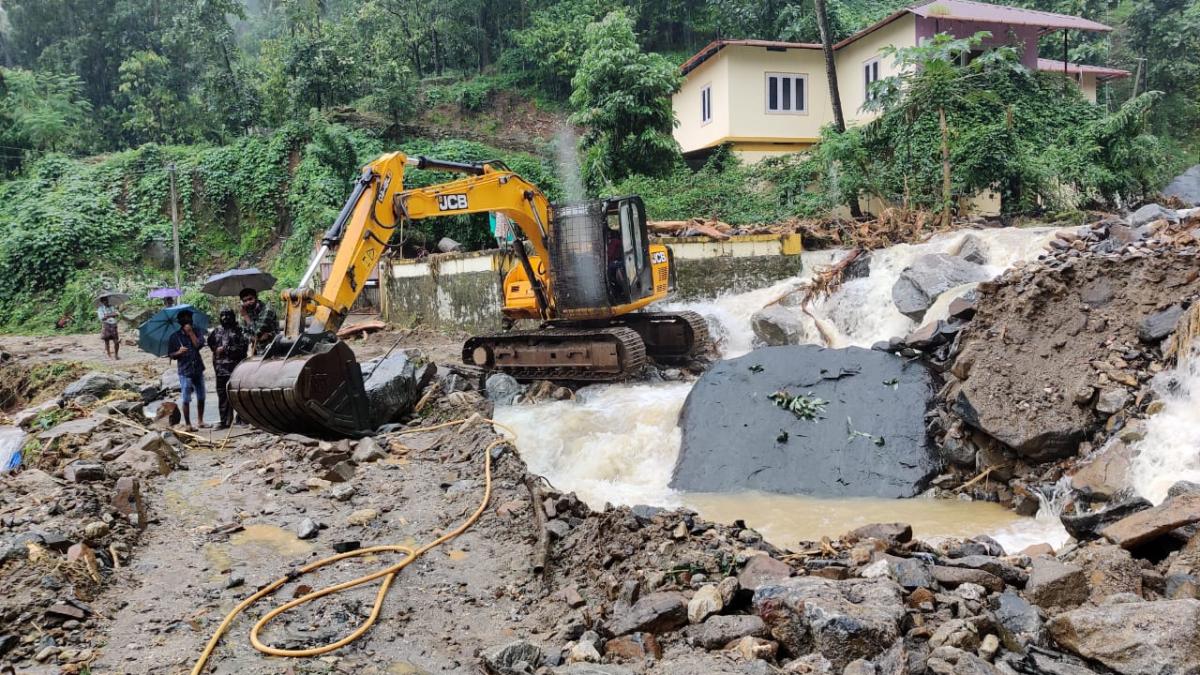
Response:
[954,465,1006,493]
[524,476,551,576]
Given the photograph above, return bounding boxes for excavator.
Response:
[227,151,708,438]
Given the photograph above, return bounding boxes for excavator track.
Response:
[462,326,646,381]
[608,310,711,362]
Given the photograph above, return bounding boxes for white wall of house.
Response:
[836,14,917,125]
[674,55,730,154]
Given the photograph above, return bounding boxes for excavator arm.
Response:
[230,151,561,437]
[283,152,556,337]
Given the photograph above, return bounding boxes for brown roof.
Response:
[908,0,1112,32]
[680,39,821,76]
[683,0,1113,74]
[1037,58,1130,80]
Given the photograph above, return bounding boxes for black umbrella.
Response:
[201,268,277,297]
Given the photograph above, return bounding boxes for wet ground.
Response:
[91,416,545,674]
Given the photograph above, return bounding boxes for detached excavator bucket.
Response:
[227,339,373,438]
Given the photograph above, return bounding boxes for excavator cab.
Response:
[549,196,653,317]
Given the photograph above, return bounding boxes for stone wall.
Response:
[382,234,804,331]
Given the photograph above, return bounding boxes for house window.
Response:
[701,84,712,125]
[864,59,880,101]
[765,73,806,114]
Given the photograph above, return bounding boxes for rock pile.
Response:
[876,207,1200,514]
[495,499,1200,674]
[0,371,175,666]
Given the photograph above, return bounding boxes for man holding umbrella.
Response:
[167,309,209,430]
[200,268,278,356]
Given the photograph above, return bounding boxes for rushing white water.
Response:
[497,227,1073,550]
[1129,351,1200,504]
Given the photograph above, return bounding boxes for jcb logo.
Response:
[651,251,668,264]
[438,194,468,211]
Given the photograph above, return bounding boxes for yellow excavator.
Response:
[227,151,708,437]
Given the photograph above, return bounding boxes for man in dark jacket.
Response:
[239,288,278,355]
[207,309,249,429]
[167,309,208,431]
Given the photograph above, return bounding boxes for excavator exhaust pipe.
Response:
[227,338,373,438]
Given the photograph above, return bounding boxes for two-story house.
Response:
[672,0,1130,164]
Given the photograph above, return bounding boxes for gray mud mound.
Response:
[671,346,940,498]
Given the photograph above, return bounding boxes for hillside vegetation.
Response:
[0,0,1196,332]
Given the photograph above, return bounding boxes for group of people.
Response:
[166,288,277,431]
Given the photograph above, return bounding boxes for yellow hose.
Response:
[190,417,516,674]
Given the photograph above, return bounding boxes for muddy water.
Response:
[499,228,1073,552]
[495,382,1065,552]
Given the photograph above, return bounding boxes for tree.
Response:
[813,0,863,218]
[0,68,92,157]
[569,10,683,189]
[508,0,607,98]
[117,50,201,144]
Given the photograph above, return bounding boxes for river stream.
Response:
[497,228,1074,551]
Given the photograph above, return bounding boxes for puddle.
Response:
[229,523,316,558]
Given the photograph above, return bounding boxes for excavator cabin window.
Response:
[603,197,651,305]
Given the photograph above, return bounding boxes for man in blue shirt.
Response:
[167,309,208,430]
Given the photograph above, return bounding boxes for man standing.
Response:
[239,288,278,355]
[206,309,248,429]
[167,309,208,431]
[97,296,121,360]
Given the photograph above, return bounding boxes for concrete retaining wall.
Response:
[382,234,804,331]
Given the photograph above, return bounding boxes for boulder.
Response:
[37,417,100,441]
[1137,304,1184,343]
[1101,494,1200,549]
[738,555,793,591]
[937,555,1026,586]
[1069,437,1135,500]
[485,373,524,406]
[687,585,723,624]
[684,615,768,650]
[1164,164,1200,206]
[1047,599,1200,674]
[847,522,913,546]
[952,385,1087,461]
[672,346,940,498]
[947,290,979,321]
[889,558,933,590]
[1025,558,1087,610]
[891,254,989,321]
[160,369,180,393]
[750,304,820,346]
[606,592,687,636]
[991,590,1043,652]
[351,436,386,463]
[604,632,662,661]
[753,577,904,670]
[484,639,543,675]
[1094,388,1130,415]
[1066,544,1142,603]
[361,352,426,429]
[112,446,171,477]
[956,234,989,265]
[930,565,1005,593]
[1127,203,1178,228]
[63,460,105,483]
[1060,496,1151,541]
[62,371,138,401]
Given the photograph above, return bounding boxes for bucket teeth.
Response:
[228,340,372,438]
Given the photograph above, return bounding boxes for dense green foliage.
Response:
[0,0,1195,334]
[833,33,1168,213]
[0,120,559,332]
[569,11,683,188]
